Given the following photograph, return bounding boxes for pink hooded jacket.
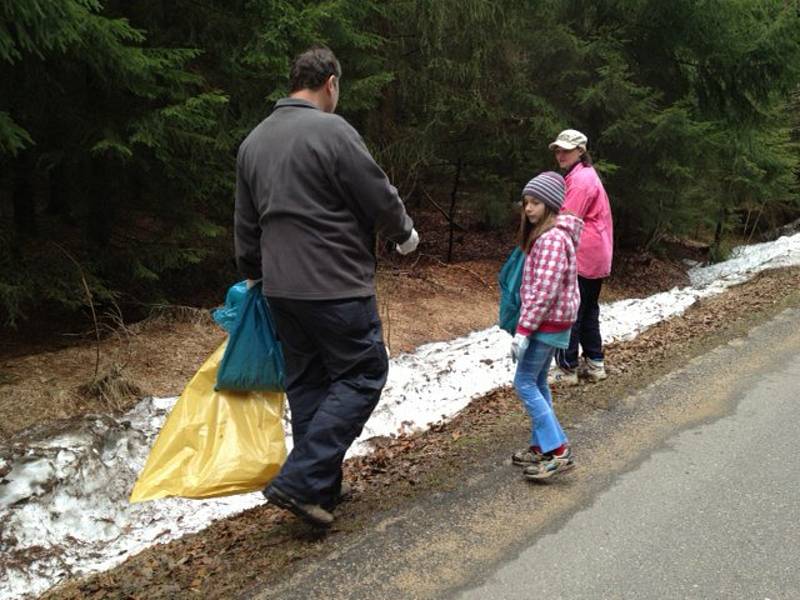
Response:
[562,162,613,279]
[516,213,584,336]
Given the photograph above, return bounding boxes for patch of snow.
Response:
[1,232,799,599]
[0,404,263,599]
[688,233,800,288]
[355,327,514,452]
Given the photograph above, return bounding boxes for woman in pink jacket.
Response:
[548,129,614,385]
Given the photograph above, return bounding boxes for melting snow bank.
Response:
[358,231,800,445]
[0,399,265,599]
[2,232,800,599]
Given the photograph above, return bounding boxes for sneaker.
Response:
[512,447,544,467]
[581,358,607,382]
[264,485,335,528]
[547,366,579,386]
[523,447,575,481]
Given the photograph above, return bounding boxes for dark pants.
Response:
[556,276,604,369]
[266,295,388,507]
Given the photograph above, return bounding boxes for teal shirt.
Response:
[533,329,570,349]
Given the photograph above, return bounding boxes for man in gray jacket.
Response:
[235,46,418,527]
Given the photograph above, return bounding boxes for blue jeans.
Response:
[514,338,568,453]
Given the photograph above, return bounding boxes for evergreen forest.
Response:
[2,0,799,328]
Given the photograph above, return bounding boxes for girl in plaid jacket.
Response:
[509,172,583,480]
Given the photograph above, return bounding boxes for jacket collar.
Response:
[274,97,320,110]
[563,161,583,180]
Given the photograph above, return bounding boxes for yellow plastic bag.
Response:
[130,342,286,502]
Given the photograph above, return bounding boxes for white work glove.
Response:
[396,228,419,255]
[246,278,261,289]
[510,333,530,363]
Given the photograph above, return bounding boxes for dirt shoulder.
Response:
[42,265,800,599]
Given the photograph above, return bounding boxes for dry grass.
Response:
[0,315,226,438]
[138,305,216,328]
[77,366,144,413]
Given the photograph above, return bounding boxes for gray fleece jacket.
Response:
[234,98,414,300]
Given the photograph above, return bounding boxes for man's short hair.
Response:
[289,46,342,92]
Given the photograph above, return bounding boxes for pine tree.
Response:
[0,0,391,326]
[545,0,800,251]
[0,0,225,324]
[3,0,800,328]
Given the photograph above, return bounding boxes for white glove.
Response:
[396,228,419,255]
[510,333,529,363]
[246,279,261,289]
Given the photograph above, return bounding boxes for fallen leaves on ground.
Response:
[43,266,800,600]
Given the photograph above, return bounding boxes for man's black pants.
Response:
[265,295,388,507]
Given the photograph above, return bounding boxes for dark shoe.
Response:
[264,485,334,528]
[523,447,575,481]
[337,481,353,503]
[512,447,544,467]
[322,481,353,511]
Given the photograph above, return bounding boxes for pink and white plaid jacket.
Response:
[516,213,583,336]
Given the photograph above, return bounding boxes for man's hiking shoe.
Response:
[548,366,579,386]
[581,357,608,382]
[512,447,545,467]
[264,485,334,528]
[523,447,575,481]
[338,481,353,503]
[322,481,353,511]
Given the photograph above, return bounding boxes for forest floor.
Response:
[0,249,687,438]
[0,211,692,439]
[10,210,797,599]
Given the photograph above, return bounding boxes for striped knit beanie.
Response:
[522,171,565,212]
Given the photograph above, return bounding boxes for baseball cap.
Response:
[548,129,588,151]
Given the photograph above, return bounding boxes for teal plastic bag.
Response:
[497,247,526,335]
[212,281,249,333]
[216,286,286,392]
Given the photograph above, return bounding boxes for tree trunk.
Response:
[446,158,462,263]
[86,155,117,247]
[711,206,728,260]
[47,163,69,220]
[12,153,36,235]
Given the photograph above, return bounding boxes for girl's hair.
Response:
[518,199,558,253]
[579,149,593,166]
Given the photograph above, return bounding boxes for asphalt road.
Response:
[253,307,800,600]
[458,327,800,599]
